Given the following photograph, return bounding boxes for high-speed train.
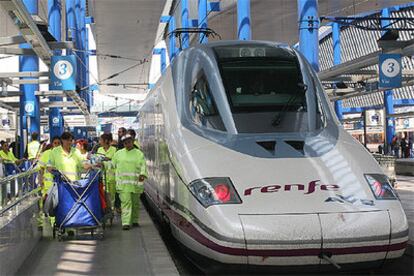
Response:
[137,41,409,271]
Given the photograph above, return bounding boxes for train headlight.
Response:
[364,174,398,200]
[188,177,242,208]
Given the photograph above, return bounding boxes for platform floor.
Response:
[396,175,414,244]
[17,205,179,276]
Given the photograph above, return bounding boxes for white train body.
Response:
[138,41,408,269]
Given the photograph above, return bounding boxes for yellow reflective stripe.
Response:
[117,180,142,185]
[118,172,138,177]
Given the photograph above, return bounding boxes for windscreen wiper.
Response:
[271,83,307,127]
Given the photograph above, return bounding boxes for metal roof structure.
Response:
[318,4,414,109]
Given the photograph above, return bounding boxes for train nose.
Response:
[239,211,400,267]
[318,211,393,265]
[239,214,322,266]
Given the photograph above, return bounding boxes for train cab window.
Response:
[214,45,324,133]
[189,75,225,131]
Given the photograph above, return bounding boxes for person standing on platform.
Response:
[27,132,41,162]
[37,136,61,228]
[47,132,90,181]
[127,128,141,149]
[75,139,89,159]
[112,134,147,230]
[0,140,24,171]
[117,127,127,149]
[97,133,117,208]
[38,136,61,197]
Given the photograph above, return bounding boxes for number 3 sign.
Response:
[379,54,402,89]
[50,55,77,90]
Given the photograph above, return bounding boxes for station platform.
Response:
[395,175,414,245]
[16,206,179,276]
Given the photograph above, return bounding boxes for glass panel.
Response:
[189,75,226,131]
[214,45,324,133]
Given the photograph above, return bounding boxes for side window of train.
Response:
[189,74,225,131]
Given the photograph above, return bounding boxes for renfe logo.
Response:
[244,180,339,196]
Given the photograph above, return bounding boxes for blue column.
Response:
[20,0,40,157]
[181,0,189,49]
[381,8,395,149]
[160,16,176,61]
[75,0,84,101]
[297,0,319,71]
[237,0,251,40]
[48,0,64,138]
[66,0,76,109]
[198,0,208,43]
[332,22,343,121]
[66,0,75,44]
[80,0,90,110]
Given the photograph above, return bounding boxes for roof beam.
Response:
[0,47,36,55]
[319,39,414,81]
[0,35,26,46]
[0,0,53,65]
[11,79,49,85]
[0,71,48,78]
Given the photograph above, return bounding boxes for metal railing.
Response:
[0,167,40,215]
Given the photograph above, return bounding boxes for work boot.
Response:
[122,225,130,231]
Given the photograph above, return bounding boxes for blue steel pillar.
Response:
[181,0,189,49]
[80,0,91,110]
[20,0,40,157]
[160,16,176,61]
[75,0,84,102]
[381,8,395,150]
[198,0,208,43]
[297,0,319,71]
[48,0,64,138]
[332,22,343,121]
[237,0,251,40]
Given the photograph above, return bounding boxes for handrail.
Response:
[0,168,40,216]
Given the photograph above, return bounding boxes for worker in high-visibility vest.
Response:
[39,136,61,196]
[97,133,117,208]
[112,134,147,230]
[27,132,41,161]
[0,140,24,175]
[47,132,90,181]
[37,136,61,228]
[127,128,141,149]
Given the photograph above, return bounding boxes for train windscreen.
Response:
[214,45,323,133]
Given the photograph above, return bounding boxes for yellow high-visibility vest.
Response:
[112,148,147,193]
[97,146,117,183]
[28,140,41,159]
[0,150,17,164]
[48,146,86,181]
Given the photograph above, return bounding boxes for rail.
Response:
[0,167,40,215]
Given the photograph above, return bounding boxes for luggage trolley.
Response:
[52,169,104,241]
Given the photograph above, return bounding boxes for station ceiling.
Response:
[91,0,412,98]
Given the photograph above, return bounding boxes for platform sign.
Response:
[50,55,76,90]
[379,54,402,89]
[24,101,35,117]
